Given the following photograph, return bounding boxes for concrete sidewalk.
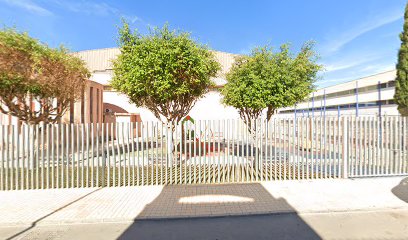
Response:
[0,177,407,226]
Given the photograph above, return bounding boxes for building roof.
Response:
[314,69,396,96]
[73,47,238,79]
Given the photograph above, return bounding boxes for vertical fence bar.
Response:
[227,119,231,182]
[212,120,216,183]
[95,123,99,187]
[76,124,80,188]
[90,123,95,187]
[282,119,286,180]
[301,118,304,180]
[198,120,202,184]
[193,121,197,184]
[5,125,9,190]
[292,118,296,180]
[26,124,34,189]
[296,118,300,180]
[116,123,121,186]
[343,116,348,178]
[173,122,177,185]
[336,115,341,178]
[51,124,55,189]
[70,124,74,188]
[306,118,310,179]
[0,125,3,191]
[404,117,407,174]
[184,120,187,185]
[125,123,129,186]
[10,126,14,190]
[397,116,402,175]
[164,122,167,185]
[234,120,243,182]
[46,124,49,189]
[86,123,90,188]
[56,124,60,188]
[149,122,154,186]
[222,119,226,183]
[393,117,398,175]
[60,124,64,188]
[160,122,163,185]
[65,124,69,188]
[101,123,105,187]
[155,122,159,185]
[311,117,315,179]
[121,122,126,187]
[81,124,85,188]
[245,119,249,181]
[369,116,373,176]
[136,122,140,186]
[179,121,183,184]
[131,122,136,186]
[375,116,379,175]
[217,120,221,183]
[318,117,323,179]
[364,117,368,176]
[386,116,390,175]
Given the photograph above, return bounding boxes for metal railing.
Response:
[0,116,407,190]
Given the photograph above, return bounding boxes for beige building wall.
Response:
[61,80,104,124]
[0,79,104,125]
[74,48,241,122]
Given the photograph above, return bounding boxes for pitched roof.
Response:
[73,47,238,78]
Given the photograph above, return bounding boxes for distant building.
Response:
[73,48,241,122]
[0,80,104,125]
[278,70,398,117]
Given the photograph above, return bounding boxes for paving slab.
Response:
[0,177,407,226]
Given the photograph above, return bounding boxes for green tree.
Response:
[112,21,221,125]
[221,43,321,131]
[395,3,408,116]
[0,28,90,124]
[112,21,220,162]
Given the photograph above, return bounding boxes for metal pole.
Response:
[312,93,315,117]
[378,81,382,117]
[323,89,326,118]
[356,81,359,117]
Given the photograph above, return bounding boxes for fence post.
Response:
[342,116,348,179]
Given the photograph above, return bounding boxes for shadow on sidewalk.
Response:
[118,183,321,240]
[392,177,408,203]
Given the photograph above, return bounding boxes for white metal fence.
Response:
[0,116,407,190]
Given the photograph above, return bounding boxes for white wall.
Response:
[99,70,241,121]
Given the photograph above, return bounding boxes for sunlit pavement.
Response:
[0,177,407,239]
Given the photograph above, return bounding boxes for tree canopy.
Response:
[0,28,90,124]
[395,3,408,116]
[111,22,221,124]
[221,43,321,126]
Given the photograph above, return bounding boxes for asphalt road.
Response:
[2,210,408,240]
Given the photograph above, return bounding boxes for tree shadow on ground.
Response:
[118,183,321,240]
[392,177,408,203]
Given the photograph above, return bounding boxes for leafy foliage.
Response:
[112,21,221,124]
[395,3,408,116]
[221,43,321,127]
[0,28,90,124]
